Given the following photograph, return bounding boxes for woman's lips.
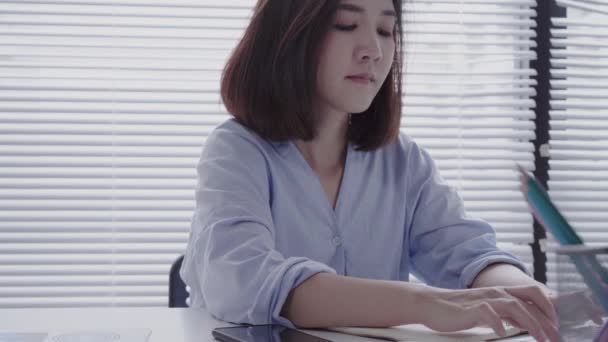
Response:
[346,76,373,84]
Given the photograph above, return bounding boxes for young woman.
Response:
[181,1,563,341]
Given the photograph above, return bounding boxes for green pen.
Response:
[517,164,608,314]
[517,164,583,245]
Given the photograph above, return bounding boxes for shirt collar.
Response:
[269,140,291,157]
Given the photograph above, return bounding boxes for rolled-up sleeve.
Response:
[180,125,335,326]
[404,138,529,289]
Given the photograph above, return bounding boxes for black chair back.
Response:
[168,255,188,307]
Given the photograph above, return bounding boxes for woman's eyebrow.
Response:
[337,3,397,17]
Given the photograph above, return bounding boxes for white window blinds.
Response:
[0,0,537,307]
[402,0,537,272]
[0,0,249,308]
[547,0,608,291]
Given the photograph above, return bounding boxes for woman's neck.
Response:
[294,114,349,175]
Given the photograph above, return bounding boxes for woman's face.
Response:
[316,0,396,118]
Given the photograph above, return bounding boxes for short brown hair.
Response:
[221,0,403,151]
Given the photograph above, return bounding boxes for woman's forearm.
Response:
[281,272,427,328]
[471,263,548,290]
[471,263,557,303]
[281,271,560,341]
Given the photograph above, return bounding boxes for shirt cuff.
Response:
[270,259,337,328]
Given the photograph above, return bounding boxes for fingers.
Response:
[475,302,507,337]
[506,285,558,324]
[522,300,561,342]
[499,299,545,342]
[494,297,560,342]
[501,285,561,341]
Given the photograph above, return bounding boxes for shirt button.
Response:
[332,235,342,246]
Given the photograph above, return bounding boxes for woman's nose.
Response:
[355,31,382,62]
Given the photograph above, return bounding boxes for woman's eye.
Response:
[334,24,357,31]
[334,23,393,38]
[378,29,392,38]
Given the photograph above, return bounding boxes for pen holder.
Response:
[555,245,608,341]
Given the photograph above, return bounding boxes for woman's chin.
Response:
[349,106,372,114]
[346,101,374,114]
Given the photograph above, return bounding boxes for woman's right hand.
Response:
[416,285,561,342]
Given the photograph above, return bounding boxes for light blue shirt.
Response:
[181,118,528,326]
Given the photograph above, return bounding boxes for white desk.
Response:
[0,307,387,342]
[0,307,538,341]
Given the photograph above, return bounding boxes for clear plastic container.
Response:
[555,245,608,341]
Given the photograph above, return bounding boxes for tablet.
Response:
[212,324,332,342]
